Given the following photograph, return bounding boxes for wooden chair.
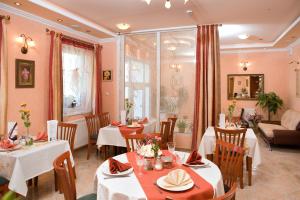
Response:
[53,151,96,200]
[57,122,77,154]
[159,121,171,150]
[85,115,101,160]
[214,127,252,188]
[124,134,147,152]
[167,117,177,142]
[209,183,237,200]
[214,140,245,192]
[99,112,110,128]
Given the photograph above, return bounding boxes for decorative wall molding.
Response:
[0,2,115,44]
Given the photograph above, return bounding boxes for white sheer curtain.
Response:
[62,44,94,116]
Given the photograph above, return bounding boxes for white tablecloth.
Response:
[95,152,225,200]
[199,127,262,169]
[0,140,73,196]
[97,120,157,148]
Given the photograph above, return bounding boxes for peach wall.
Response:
[2,10,116,135]
[220,51,290,120]
[101,42,118,120]
[288,43,300,111]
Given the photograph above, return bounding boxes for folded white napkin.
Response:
[163,169,193,188]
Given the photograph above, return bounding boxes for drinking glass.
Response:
[136,154,144,176]
[167,142,175,155]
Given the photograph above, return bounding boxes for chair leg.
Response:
[73,166,77,179]
[34,176,38,187]
[27,179,33,186]
[247,156,252,186]
[54,170,58,192]
[87,143,91,160]
[240,164,244,189]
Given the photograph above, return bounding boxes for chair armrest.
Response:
[273,129,300,145]
[261,120,281,125]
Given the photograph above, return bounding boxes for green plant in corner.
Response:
[176,119,188,133]
[256,92,283,121]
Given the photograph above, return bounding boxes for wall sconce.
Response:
[170,64,181,72]
[239,61,250,71]
[15,34,35,54]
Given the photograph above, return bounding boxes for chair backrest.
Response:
[214,127,247,147]
[124,134,146,152]
[53,151,76,200]
[99,112,110,128]
[85,115,101,140]
[214,140,245,189]
[57,122,77,153]
[209,183,237,200]
[167,117,177,142]
[160,121,171,149]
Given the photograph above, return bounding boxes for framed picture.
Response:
[15,59,35,88]
[102,69,113,81]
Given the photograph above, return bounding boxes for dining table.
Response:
[0,140,73,196]
[199,126,262,169]
[97,119,157,148]
[95,151,225,200]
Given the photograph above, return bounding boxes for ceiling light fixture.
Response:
[57,19,63,22]
[116,23,130,30]
[14,2,22,6]
[238,34,250,40]
[144,0,151,5]
[167,46,176,51]
[165,0,171,9]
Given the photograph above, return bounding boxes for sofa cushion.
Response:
[281,109,300,130]
[258,123,287,138]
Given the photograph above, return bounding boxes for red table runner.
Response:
[127,150,214,200]
[119,125,144,136]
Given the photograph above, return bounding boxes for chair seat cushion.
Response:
[0,177,9,185]
[78,193,97,200]
[258,123,286,138]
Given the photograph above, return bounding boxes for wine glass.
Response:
[136,154,144,176]
[167,142,175,155]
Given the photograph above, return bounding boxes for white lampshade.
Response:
[15,36,24,43]
[145,0,151,5]
[165,0,171,9]
[27,40,36,47]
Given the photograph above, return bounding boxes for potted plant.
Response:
[176,119,188,133]
[256,92,283,121]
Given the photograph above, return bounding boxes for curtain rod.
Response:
[119,24,222,35]
[0,15,10,21]
[45,28,96,47]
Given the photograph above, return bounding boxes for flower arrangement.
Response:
[125,98,134,119]
[228,101,236,123]
[19,103,31,137]
[139,136,162,158]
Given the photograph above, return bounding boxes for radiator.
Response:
[68,118,88,149]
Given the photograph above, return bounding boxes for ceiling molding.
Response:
[29,0,117,37]
[98,37,116,43]
[0,2,105,43]
[220,42,274,50]
[221,47,288,54]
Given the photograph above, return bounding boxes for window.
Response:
[125,59,151,118]
[62,44,94,116]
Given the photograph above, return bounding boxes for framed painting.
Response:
[102,69,113,81]
[15,59,35,88]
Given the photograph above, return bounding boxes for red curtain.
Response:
[95,44,103,115]
[192,25,221,150]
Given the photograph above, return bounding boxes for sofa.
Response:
[258,109,300,150]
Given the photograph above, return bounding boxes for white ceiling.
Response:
[0,0,300,49]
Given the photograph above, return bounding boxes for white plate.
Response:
[0,144,22,152]
[182,160,210,168]
[127,125,141,128]
[102,165,133,177]
[156,176,194,192]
